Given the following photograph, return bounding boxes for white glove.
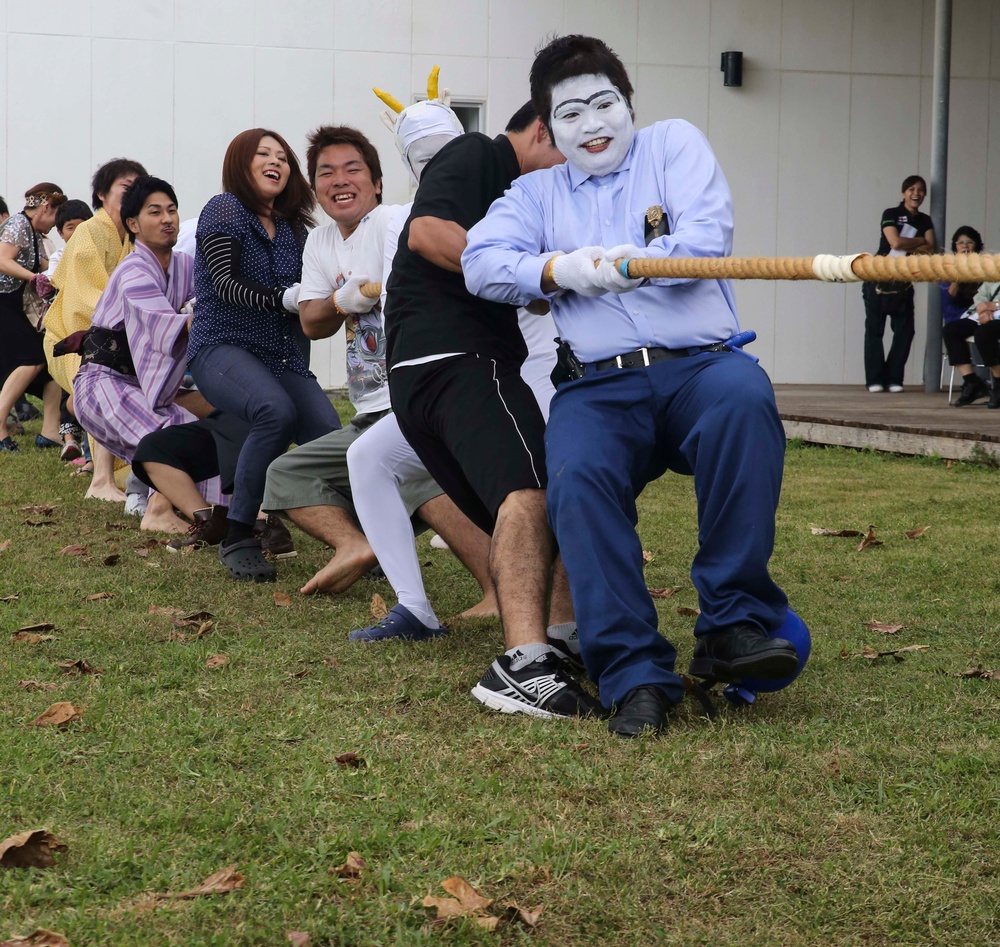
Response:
[550,247,608,297]
[281,283,301,313]
[594,245,649,294]
[333,274,376,314]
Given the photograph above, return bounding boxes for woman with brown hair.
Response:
[188,128,341,581]
[0,183,66,451]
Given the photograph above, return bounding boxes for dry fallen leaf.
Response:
[334,752,366,769]
[423,876,495,925]
[331,852,366,878]
[101,554,120,567]
[287,934,310,947]
[856,526,882,552]
[105,522,130,531]
[370,593,388,620]
[274,590,293,608]
[172,611,214,627]
[24,520,55,527]
[16,681,58,691]
[134,547,149,558]
[0,929,71,947]
[2,594,19,603]
[151,864,245,901]
[648,587,681,599]
[58,544,88,557]
[842,644,929,661]
[864,622,904,635]
[85,592,113,602]
[28,702,83,728]
[0,539,11,553]
[905,525,930,539]
[19,505,54,516]
[12,633,56,645]
[676,606,701,617]
[205,654,228,670]
[810,526,864,537]
[642,550,654,563]
[16,622,56,633]
[0,830,67,870]
[288,668,309,680]
[956,666,1000,680]
[501,901,544,928]
[55,659,101,676]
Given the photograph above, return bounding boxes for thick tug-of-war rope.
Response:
[356,251,1000,299]
[619,251,1000,283]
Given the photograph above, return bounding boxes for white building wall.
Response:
[3,0,1000,387]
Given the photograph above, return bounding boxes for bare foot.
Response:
[456,597,500,620]
[140,510,190,534]
[300,546,377,595]
[86,479,127,502]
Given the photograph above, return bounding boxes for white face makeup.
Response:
[549,73,634,177]
[406,134,455,184]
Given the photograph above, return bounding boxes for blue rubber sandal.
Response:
[349,603,448,642]
[0,436,20,453]
[35,435,62,449]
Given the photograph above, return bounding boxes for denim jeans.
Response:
[190,344,341,525]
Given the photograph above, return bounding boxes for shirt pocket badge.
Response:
[644,205,669,245]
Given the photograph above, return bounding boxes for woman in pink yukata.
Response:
[72,176,219,534]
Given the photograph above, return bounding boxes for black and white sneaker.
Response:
[471,652,605,719]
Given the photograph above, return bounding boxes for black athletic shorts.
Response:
[389,354,546,535]
[131,410,251,496]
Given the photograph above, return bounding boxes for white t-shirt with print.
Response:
[300,203,395,414]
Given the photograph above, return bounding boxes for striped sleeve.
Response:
[199,231,286,312]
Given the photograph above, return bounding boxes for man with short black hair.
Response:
[464,35,799,737]
[261,126,496,616]
[384,102,601,719]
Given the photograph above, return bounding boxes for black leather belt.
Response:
[588,343,729,373]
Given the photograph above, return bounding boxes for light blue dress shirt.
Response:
[463,119,742,364]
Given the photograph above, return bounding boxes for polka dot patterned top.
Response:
[188,192,311,378]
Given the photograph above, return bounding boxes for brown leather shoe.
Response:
[166,505,229,552]
[254,514,297,559]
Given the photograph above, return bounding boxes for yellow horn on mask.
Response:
[373,87,405,114]
[427,65,440,102]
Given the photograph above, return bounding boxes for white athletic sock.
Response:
[546,621,579,654]
[506,642,558,671]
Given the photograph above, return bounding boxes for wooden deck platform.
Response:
[773,384,1000,461]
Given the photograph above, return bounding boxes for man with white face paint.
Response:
[464,35,798,738]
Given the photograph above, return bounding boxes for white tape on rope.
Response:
[811,253,865,283]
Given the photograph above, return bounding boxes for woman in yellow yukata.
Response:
[44,157,146,501]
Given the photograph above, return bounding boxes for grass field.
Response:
[2,408,999,946]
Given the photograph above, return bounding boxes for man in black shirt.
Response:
[385,103,602,720]
[862,174,936,392]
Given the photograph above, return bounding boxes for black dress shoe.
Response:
[688,623,799,683]
[608,685,672,738]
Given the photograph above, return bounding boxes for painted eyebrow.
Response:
[554,89,619,110]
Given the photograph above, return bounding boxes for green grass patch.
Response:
[2,415,999,945]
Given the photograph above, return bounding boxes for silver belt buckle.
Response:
[640,347,650,367]
[614,354,624,369]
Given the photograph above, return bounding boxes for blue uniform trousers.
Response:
[544,350,788,709]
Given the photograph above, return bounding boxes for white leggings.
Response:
[347,412,442,627]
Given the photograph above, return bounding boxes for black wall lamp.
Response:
[721,51,743,87]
